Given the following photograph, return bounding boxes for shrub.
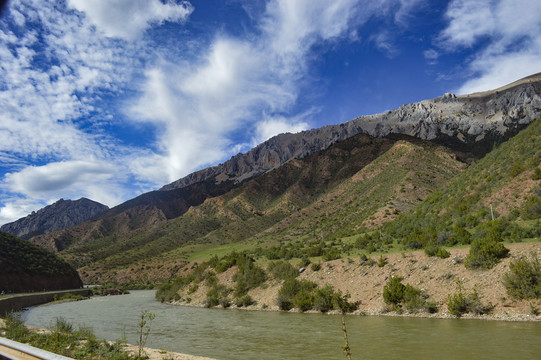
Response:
[383,276,405,306]
[313,285,334,312]
[311,262,321,271]
[300,257,311,267]
[521,196,541,220]
[436,247,451,258]
[447,282,493,317]
[383,277,435,313]
[377,256,388,267]
[502,254,541,299]
[234,294,255,307]
[277,279,356,313]
[268,260,298,280]
[532,167,541,180]
[323,248,341,262]
[205,284,230,308]
[464,237,509,269]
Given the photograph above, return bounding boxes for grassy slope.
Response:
[383,117,541,243]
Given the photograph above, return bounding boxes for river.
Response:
[21,290,540,360]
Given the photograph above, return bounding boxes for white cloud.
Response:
[3,160,124,206]
[0,198,45,226]
[0,0,429,224]
[439,0,495,48]
[253,116,310,145]
[129,0,425,183]
[67,0,194,41]
[423,49,439,60]
[439,0,541,93]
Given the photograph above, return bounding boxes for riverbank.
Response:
[170,242,541,322]
[0,318,215,360]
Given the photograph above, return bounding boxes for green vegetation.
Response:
[136,310,155,359]
[464,236,509,269]
[277,278,357,313]
[447,281,493,317]
[1,313,134,359]
[0,231,81,292]
[382,276,437,313]
[267,260,298,280]
[502,253,541,299]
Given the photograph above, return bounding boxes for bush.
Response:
[447,282,493,317]
[234,294,255,307]
[313,285,334,312]
[311,262,321,271]
[277,279,356,313]
[268,260,298,280]
[377,256,388,267]
[502,254,541,299]
[425,245,450,258]
[205,284,230,308]
[383,277,435,313]
[383,276,405,306]
[464,237,509,269]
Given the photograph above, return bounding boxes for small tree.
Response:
[137,310,155,359]
[383,276,405,306]
[464,237,509,269]
[502,253,541,299]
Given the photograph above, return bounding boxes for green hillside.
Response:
[381,117,541,249]
[0,231,82,293]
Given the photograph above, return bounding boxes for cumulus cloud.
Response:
[0,160,127,224]
[129,0,424,183]
[0,0,428,224]
[439,0,541,93]
[67,0,194,40]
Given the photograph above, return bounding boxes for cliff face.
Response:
[161,73,541,191]
[0,198,109,239]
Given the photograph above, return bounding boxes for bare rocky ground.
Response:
[174,242,541,322]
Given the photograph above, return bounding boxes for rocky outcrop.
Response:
[161,73,541,191]
[0,198,109,239]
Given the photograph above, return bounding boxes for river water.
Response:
[21,290,540,360]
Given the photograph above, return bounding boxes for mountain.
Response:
[161,73,541,191]
[0,198,109,240]
[0,231,82,293]
[62,133,467,284]
[382,112,541,247]
[23,74,541,285]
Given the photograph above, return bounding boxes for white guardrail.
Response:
[0,337,74,360]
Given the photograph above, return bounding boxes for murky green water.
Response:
[21,290,540,360]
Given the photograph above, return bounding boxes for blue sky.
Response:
[1,0,540,225]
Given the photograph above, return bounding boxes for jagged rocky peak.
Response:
[161,73,541,192]
[0,197,109,239]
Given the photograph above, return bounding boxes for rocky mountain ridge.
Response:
[161,73,541,191]
[0,198,109,239]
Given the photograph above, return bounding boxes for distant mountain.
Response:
[0,231,82,293]
[24,73,541,285]
[0,198,109,239]
[161,73,541,191]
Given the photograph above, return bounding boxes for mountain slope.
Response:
[23,74,541,285]
[0,198,109,239]
[161,73,541,191]
[382,116,541,247]
[62,133,466,284]
[0,231,82,293]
